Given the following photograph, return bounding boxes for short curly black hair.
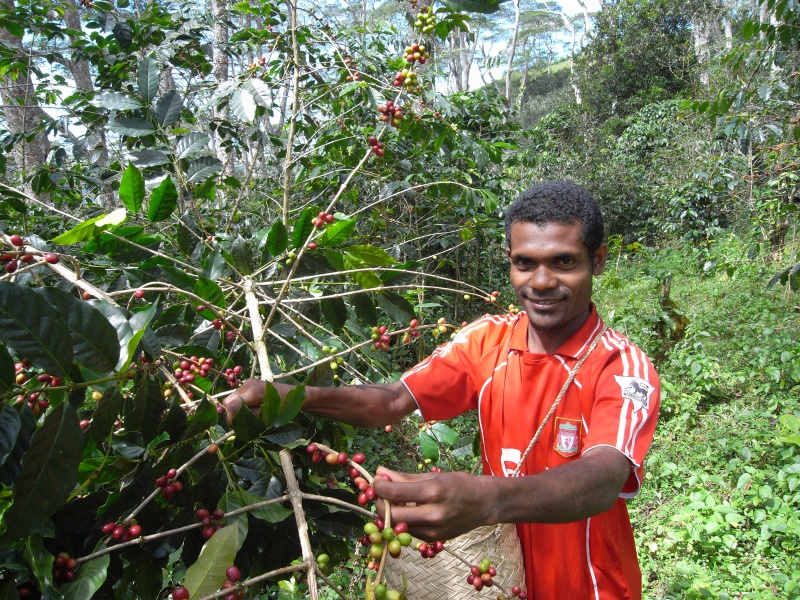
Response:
[504,181,604,255]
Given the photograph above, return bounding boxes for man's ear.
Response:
[505,247,511,258]
[593,244,608,276]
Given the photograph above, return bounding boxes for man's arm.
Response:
[224,379,417,428]
[373,446,630,541]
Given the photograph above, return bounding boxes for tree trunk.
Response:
[0,0,51,182]
[723,0,733,49]
[505,0,521,110]
[693,17,711,85]
[212,0,233,174]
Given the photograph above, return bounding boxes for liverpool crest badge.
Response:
[554,418,581,457]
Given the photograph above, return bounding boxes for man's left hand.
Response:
[372,466,495,541]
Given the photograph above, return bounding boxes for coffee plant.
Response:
[0,0,532,596]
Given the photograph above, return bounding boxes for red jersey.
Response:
[401,306,659,600]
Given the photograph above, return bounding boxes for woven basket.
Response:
[383,523,524,599]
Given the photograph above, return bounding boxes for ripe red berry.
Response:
[337,452,348,464]
[173,586,190,600]
[44,253,59,264]
[213,509,225,520]
[5,260,18,273]
[511,585,521,596]
[101,522,116,534]
[225,565,241,582]
[307,443,318,454]
[134,289,145,298]
[351,452,366,464]
[196,508,210,520]
[202,525,216,539]
[155,476,168,487]
[308,242,317,250]
[161,484,176,499]
[368,136,378,146]
[112,526,125,539]
[167,468,177,479]
[324,214,334,224]
[20,254,33,263]
[128,524,142,538]
[9,234,23,247]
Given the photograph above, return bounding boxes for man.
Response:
[225,181,660,599]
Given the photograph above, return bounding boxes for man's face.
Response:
[506,221,607,343]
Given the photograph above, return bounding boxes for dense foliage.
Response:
[0,0,798,597]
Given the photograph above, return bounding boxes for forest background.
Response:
[0,0,798,597]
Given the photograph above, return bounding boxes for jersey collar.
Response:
[509,303,604,359]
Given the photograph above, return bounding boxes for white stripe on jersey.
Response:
[478,361,508,477]
[555,354,583,389]
[586,517,601,600]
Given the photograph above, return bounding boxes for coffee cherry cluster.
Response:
[393,69,420,93]
[321,345,344,380]
[368,136,385,157]
[372,584,403,600]
[508,585,529,599]
[378,101,403,127]
[78,0,94,8]
[371,325,392,351]
[361,520,415,564]
[195,507,227,539]
[345,71,361,82]
[248,56,267,70]
[225,330,236,344]
[465,558,498,591]
[507,304,521,315]
[430,316,449,339]
[219,565,245,600]
[416,540,445,559]
[224,364,244,388]
[413,5,436,34]
[155,468,184,500]
[14,362,61,415]
[52,552,78,585]
[488,290,500,303]
[312,211,335,228]
[101,520,143,543]
[403,43,429,65]
[401,318,421,344]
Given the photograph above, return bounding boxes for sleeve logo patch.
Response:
[614,375,655,412]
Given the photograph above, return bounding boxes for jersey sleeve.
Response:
[401,316,503,421]
[582,334,660,498]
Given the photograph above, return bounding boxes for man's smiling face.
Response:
[506,220,607,352]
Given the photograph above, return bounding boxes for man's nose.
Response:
[529,266,557,290]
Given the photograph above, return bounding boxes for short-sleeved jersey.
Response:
[401,306,660,600]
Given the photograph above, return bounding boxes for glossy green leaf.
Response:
[321,296,347,332]
[34,287,120,373]
[155,89,183,127]
[0,343,14,392]
[377,291,415,324]
[113,20,132,50]
[418,430,439,462]
[292,207,315,248]
[127,149,170,167]
[0,282,73,378]
[232,401,264,442]
[345,245,397,266]
[91,91,142,110]
[126,380,167,440]
[261,382,281,428]
[248,77,272,107]
[233,486,292,523]
[0,405,20,469]
[87,388,123,444]
[318,217,356,246]
[87,302,134,370]
[274,385,305,427]
[441,0,504,14]
[230,88,257,122]
[264,423,303,445]
[147,177,178,222]
[183,524,240,599]
[121,301,158,372]
[343,255,383,289]
[350,292,378,325]
[60,552,110,600]
[158,264,196,292]
[175,133,210,160]
[182,397,219,440]
[267,220,289,256]
[0,405,35,486]
[194,278,226,312]
[24,535,54,593]
[107,117,156,137]
[137,57,160,102]
[0,402,84,545]
[219,489,251,542]
[230,236,253,274]
[430,422,459,445]
[187,156,223,183]
[51,208,127,244]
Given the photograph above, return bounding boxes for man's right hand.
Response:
[222,379,268,425]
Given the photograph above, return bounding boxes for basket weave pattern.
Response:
[384,523,524,599]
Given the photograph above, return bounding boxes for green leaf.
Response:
[441,0,504,14]
[107,118,156,137]
[175,133,211,160]
[418,430,439,462]
[234,487,293,523]
[292,207,315,248]
[275,385,305,427]
[127,149,170,167]
[264,423,303,445]
[0,282,73,378]
[24,535,54,593]
[51,208,127,244]
[87,388,123,444]
[351,292,377,325]
[0,405,20,469]
[119,163,145,214]
[183,524,241,599]
[121,301,158,372]
[267,221,289,256]
[318,217,357,246]
[158,264,196,292]
[321,297,347,332]
[60,553,110,600]
[91,92,142,110]
[126,380,167,441]
[230,88,257,123]
[137,57,160,102]
[261,382,281,428]
[193,278,226,313]
[248,77,272,107]
[155,90,183,127]
[219,489,251,542]
[343,255,383,289]
[0,402,84,545]
[182,397,219,440]
[187,157,223,183]
[230,236,253,274]
[33,287,120,373]
[345,245,397,266]
[377,291,415,324]
[0,344,14,392]
[232,402,265,443]
[430,422,459,446]
[113,20,132,50]
[147,177,178,222]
